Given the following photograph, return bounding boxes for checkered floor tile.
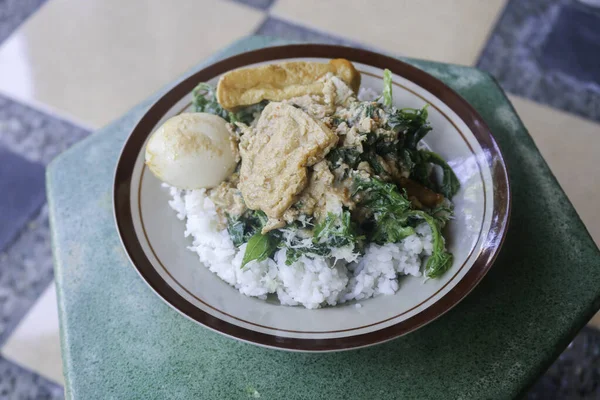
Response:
[0,147,44,253]
[0,0,599,398]
[477,0,600,122]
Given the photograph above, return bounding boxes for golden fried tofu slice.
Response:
[216,59,361,111]
[238,102,338,229]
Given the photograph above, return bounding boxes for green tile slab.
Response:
[47,36,600,400]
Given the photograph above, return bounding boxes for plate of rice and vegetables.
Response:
[114,45,510,351]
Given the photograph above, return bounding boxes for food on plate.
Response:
[149,61,460,309]
[238,102,338,227]
[216,59,361,110]
[145,113,236,189]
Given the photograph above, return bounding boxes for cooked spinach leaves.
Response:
[353,177,414,244]
[192,83,229,120]
[410,211,453,278]
[403,149,460,198]
[353,177,453,278]
[416,150,460,198]
[387,106,432,149]
[382,69,393,108]
[227,210,267,247]
[284,210,362,265]
[192,83,266,125]
[241,233,280,268]
[230,210,280,268]
[327,147,362,169]
[229,101,268,125]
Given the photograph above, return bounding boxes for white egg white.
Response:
[145,113,236,189]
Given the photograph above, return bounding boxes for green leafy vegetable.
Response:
[359,105,456,196]
[399,148,415,171]
[406,150,434,190]
[359,133,386,175]
[383,107,459,198]
[364,103,377,119]
[353,177,412,213]
[330,116,344,126]
[229,100,268,125]
[374,136,399,156]
[387,106,432,149]
[241,233,279,268]
[353,177,453,277]
[353,177,414,244]
[284,210,362,265]
[402,149,460,198]
[409,211,453,278]
[231,210,281,268]
[227,210,268,247]
[327,147,362,169]
[361,152,386,175]
[417,150,460,198]
[192,82,266,125]
[378,214,416,243]
[285,245,329,266]
[430,204,453,228]
[328,132,400,178]
[349,102,381,126]
[227,218,246,247]
[382,69,393,108]
[192,83,229,120]
[371,212,416,244]
[314,211,362,247]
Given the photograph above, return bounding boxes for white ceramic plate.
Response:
[114,45,510,351]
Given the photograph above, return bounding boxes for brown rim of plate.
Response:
[113,44,511,352]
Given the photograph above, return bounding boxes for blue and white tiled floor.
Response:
[0,0,599,398]
[478,0,600,122]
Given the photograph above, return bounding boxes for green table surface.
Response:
[48,36,600,399]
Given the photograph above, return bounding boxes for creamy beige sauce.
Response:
[293,160,355,220]
[209,173,246,226]
[237,102,338,232]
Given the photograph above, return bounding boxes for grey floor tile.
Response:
[540,4,600,85]
[0,0,47,46]
[0,205,54,345]
[0,94,90,342]
[477,0,600,122]
[528,327,600,399]
[0,147,45,253]
[0,94,90,165]
[0,357,63,400]
[0,87,89,348]
[0,4,90,392]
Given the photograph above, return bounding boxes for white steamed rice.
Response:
[166,185,434,309]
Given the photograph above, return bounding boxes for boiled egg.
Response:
[145,113,236,189]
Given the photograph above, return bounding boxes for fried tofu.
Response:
[216,59,361,111]
[238,102,338,228]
